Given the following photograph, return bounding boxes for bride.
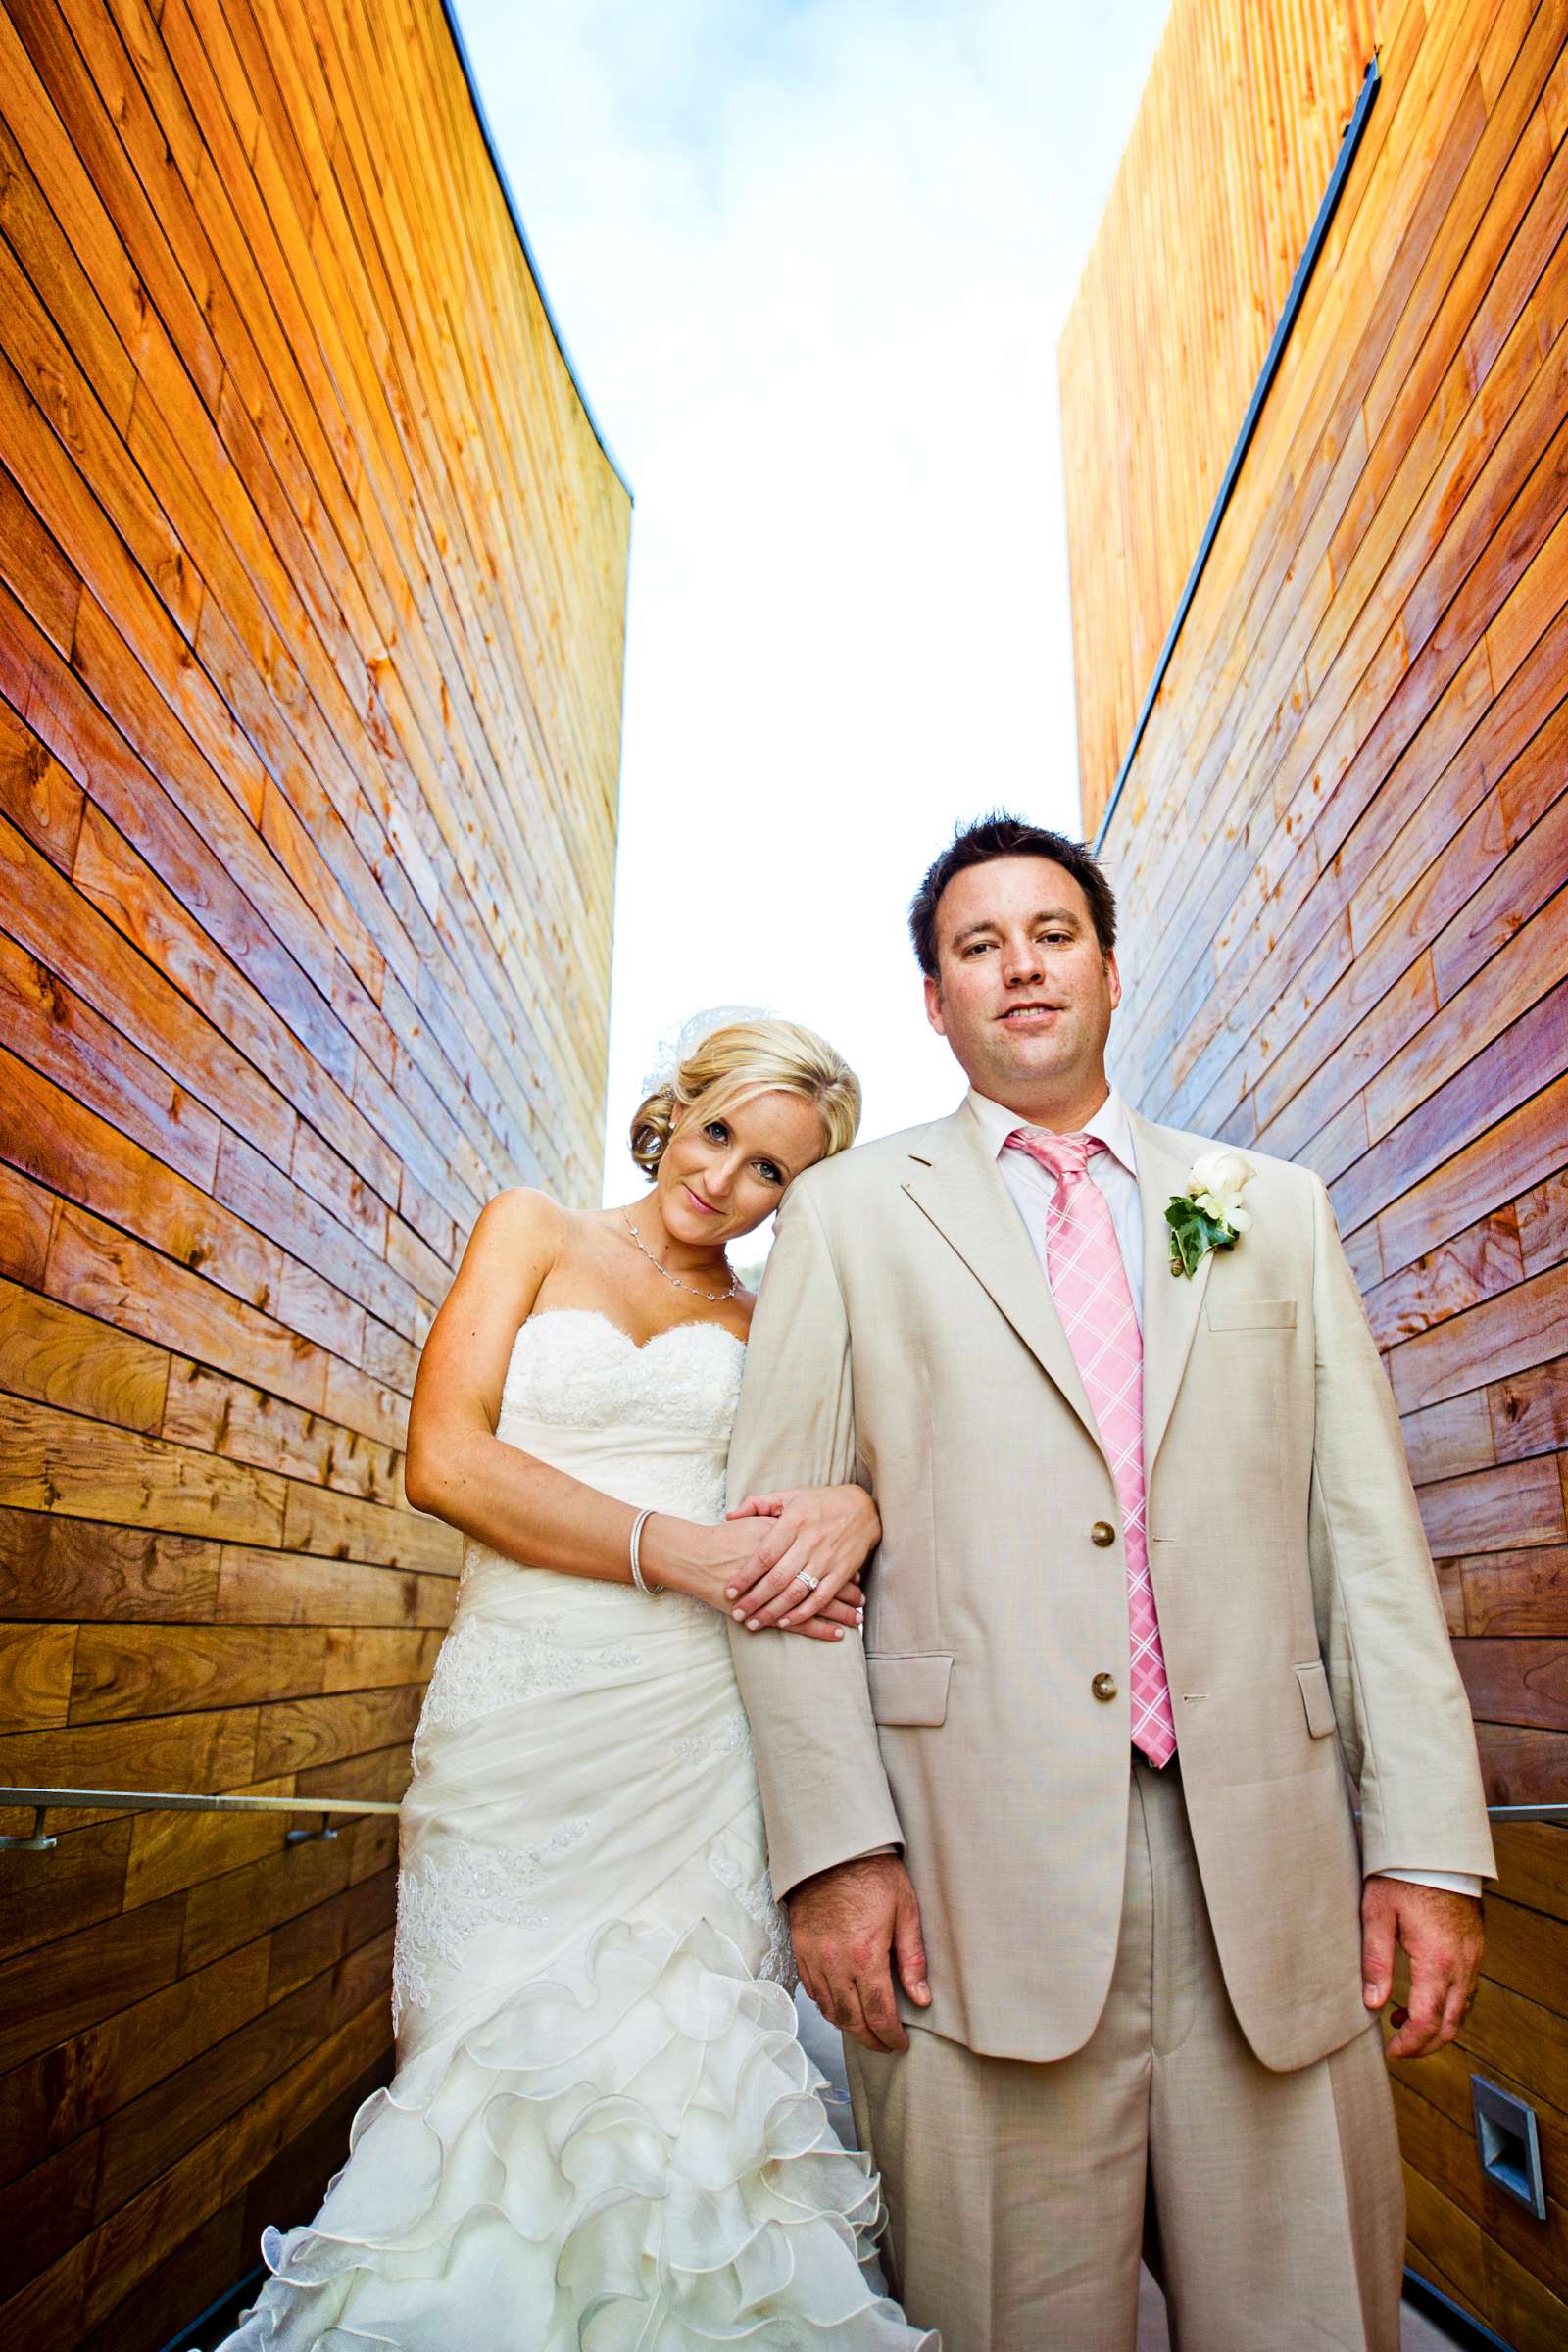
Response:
[216,1016,933,2349]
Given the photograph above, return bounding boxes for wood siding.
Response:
[0,0,629,2341]
[1063,2,1568,2343]
[1060,0,1381,836]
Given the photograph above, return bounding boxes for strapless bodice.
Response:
[431,1304,748,1720]
[492,1306,745,1525]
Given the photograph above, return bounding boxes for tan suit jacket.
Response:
[727,1099,1494,2073]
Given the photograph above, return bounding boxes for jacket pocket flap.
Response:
[1296,1659,1337,1739]
[867,1652,954,1727]
[1206,1298,1298,1331]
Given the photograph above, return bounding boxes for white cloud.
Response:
[453,0,1170,1199]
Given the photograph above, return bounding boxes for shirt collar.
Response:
[966,1085,1139,1178]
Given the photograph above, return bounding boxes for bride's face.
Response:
[656,1088,828,1248]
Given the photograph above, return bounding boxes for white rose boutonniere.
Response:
[1166,1148,1254,1278]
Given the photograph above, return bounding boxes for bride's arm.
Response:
[403,1192,857,1638]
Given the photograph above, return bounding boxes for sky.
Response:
[454,0,1173,1209]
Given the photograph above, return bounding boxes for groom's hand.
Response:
[1360,1877,1484,2061]
[787,1853,931,2052]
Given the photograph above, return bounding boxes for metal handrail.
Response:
[0,1784,402,1853]
[3,1785,1559,1854]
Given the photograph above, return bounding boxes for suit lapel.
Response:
[902,1104,1102,1453]
[1132,1111,1213,1478]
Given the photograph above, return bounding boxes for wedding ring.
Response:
[793,1570,820,1592]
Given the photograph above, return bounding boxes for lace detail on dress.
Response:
[670,1706,754,1764]
[392,1819,593,2033]
[499,1308,745,1438]
[416,1609,641,1738]
[710,1849,797,1991]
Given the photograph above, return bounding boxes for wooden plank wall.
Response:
[0,0,630,2342]
[1061,2,1568,2343]
[1059,0,1381,836]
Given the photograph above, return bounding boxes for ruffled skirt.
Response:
[220,1915,926,2349]
[213,1558,933,2349]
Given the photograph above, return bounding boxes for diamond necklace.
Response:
[619,1207,741,1302]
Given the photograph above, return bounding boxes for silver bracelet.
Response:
[628,1508,661,1596]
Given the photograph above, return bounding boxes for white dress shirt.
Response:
[966,1088,1480,1904]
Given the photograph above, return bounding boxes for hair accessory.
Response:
[640,1005,775,1097]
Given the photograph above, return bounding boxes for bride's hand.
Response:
[723,1485,879,1634]
[668,1518,864,1641]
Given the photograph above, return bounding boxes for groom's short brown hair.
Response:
[909,811,1118,980]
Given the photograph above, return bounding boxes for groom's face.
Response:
[923,855,1120,1110]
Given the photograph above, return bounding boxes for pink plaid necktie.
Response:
[1004,1128,1177,1768]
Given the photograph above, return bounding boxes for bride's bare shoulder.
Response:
[470,1185,572,1237]
[458,1187,577,1282]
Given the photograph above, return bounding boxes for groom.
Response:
[727,814,1494,2350]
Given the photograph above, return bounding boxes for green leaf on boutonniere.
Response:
[1165,1196,1238,1279]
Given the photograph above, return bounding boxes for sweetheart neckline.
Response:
[518,1306,748,1358]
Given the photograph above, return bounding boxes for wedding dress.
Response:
[216,1307,933,2350]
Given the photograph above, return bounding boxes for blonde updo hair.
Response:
[630,1018,861,1182]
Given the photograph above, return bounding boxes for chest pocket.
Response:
[1205,1298,1297,1332]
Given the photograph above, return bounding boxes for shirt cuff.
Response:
[1373,1868,1483,1899]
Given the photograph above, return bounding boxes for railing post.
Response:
[0,1804,56,1851]
[285,1811,340,1846]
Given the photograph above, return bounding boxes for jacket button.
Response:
[1092,1672,1118,1702]
[1091,1521,1115,1547]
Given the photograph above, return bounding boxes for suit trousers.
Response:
[845,1756,1405,2352]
